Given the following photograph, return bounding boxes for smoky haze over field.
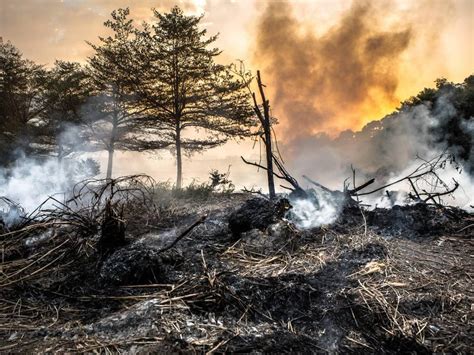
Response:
[252,0,473,210]
[0,0,472,213]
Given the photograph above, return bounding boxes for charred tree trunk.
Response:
[241,70,304,198]
[175,125,183,189]
[252,71,276,199]
[257,72,276,200]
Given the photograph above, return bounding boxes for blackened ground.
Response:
[337,203,471,238]
[0,194,472,353]
[228,197,291,236]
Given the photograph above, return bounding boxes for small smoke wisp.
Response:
[287,189,343,229]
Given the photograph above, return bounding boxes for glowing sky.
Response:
[1,0,472,186]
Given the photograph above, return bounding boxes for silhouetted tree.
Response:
[128,7,255,188]
[36,61,93,162]
[0,38,49,166]
[87,9,171,179]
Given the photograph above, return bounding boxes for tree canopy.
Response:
[120,6,256,187]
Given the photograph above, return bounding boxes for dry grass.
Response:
[0,191,472,353]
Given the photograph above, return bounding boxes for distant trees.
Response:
[1,7,257,184]
[0,38,49,166]
[38,61,92,161]
[398,76,474,173]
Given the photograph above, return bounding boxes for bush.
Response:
[152,168,235,202]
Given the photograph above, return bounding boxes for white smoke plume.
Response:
[289,191,341,229]
[285,92,473,228]
[0,125,100,225]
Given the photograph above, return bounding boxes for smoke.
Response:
[0,127,100,225]
[0,156,99,212]
[252,0,472,227]
[288,92,474,228]
[288,189,343,229]
[254,0,412,139]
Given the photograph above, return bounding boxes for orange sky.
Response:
[1,0,472,186]
[1,0,472,130]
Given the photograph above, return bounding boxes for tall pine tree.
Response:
[87,9,170,179]
[129,7,255,188]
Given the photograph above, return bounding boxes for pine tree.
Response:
[130,7,255,188]
[37,61,93,161]
[0,38,48,166]
[87,9,171,179]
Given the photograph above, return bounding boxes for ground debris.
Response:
[336,202,472,239]
[228,197,291,236]
[0,191,472,353]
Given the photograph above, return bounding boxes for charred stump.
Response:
[98,199,126,252]
[229,197,292,236]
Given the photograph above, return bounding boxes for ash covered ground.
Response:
[0,187,473,353]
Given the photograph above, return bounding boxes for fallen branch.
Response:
[157,215,207,253]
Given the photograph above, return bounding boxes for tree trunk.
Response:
[263,119,276,199]
[106,147,114,179]
[107,113,118,180]
[175,126,182,189]
[256,71,276,200]
[57,144,64,187]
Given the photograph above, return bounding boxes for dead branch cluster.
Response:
[0,175,157,288]
[236,66,461,209]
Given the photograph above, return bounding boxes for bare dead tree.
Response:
[232,64,306,198]
[249,70,276,199]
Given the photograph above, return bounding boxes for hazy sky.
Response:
[1,0,473,187]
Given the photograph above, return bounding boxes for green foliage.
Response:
[0,38,49,166]
[172,180,215,200]
[397,75,474,171]
[151,168,235,204]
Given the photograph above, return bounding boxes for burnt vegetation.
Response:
[1,4,473,355]
[0,174,472,353]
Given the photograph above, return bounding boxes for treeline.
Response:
[335,75,474,177]
[0,7,255,187]
[398,76,474,171]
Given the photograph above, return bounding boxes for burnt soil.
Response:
[1,194,473,353]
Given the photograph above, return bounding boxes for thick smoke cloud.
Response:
[255,1,411,139]
[253,0,472,212]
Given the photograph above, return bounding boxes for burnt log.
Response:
[228,197,291,236]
